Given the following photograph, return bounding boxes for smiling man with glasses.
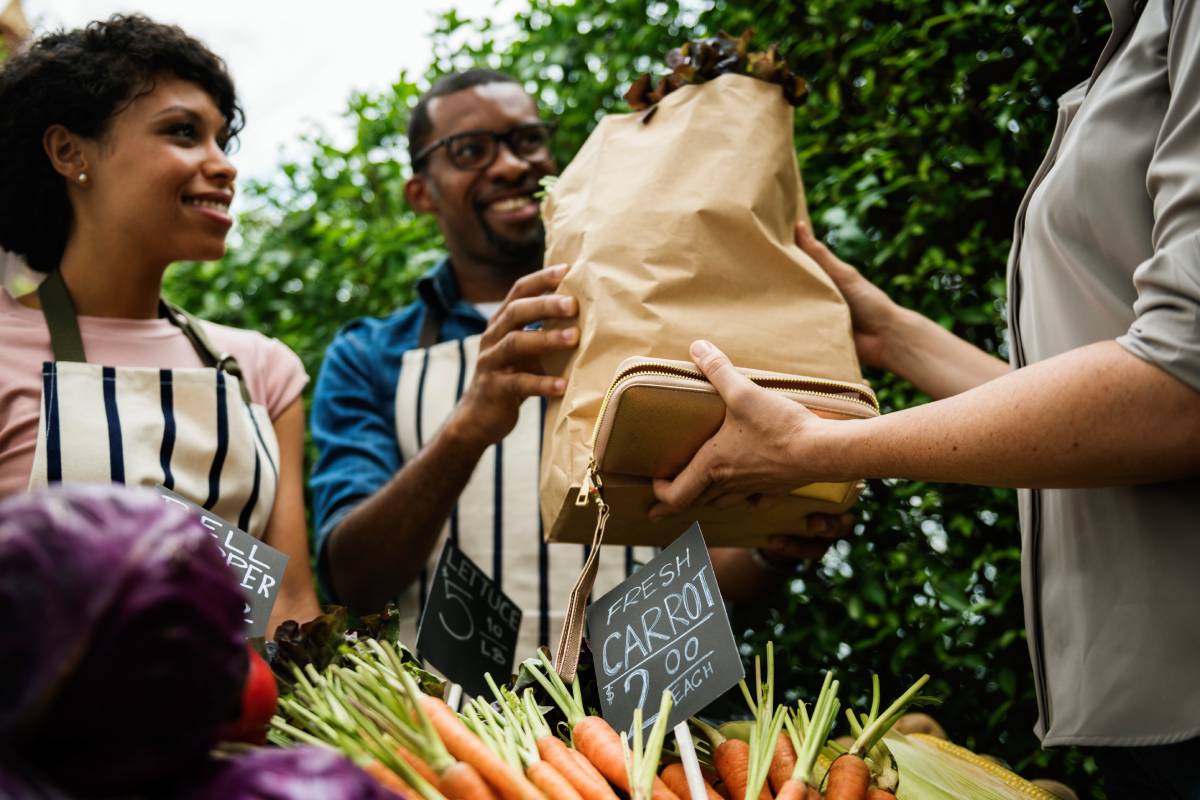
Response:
[411,121,556,172]
[308,69,658,657]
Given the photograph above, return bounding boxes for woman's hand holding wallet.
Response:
[650,339,860,517]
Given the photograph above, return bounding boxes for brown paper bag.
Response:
[540,73,866,545]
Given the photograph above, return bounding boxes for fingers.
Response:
[795,221,858,286]
[477,326,578,369]
[762,535,831,562]
[751,494,785,511]
[504,263,571,302]
[689,340,756,404]
[477,371,566,399]
[501,372,567,398]
[487,294,577,342]
[804,513,852,538]
[649,447,713,518]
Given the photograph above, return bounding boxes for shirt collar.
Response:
[1104,0,1137,23]
[415,257,487,323]
[1087,0,1141,90]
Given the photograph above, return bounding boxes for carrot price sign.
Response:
[416,539,522,697]
[586,523,743,734]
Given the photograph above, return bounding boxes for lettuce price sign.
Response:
[587,523,743,734]
[156,485,288,638]
[416,540,522,696]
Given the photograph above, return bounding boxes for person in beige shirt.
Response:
[650,0,1200,794]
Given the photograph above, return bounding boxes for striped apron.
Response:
[27,271,280,538]
[391,331,656,659]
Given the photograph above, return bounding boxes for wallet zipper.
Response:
[576,362,879,507]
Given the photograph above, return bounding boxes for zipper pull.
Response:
[575,473,593,507]
[575,460,601,507]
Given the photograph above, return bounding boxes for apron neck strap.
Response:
[418,304,445,349]
[37,269,88,362]
[159,301,253,406]
[36,271,253,406]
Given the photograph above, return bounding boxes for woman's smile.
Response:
[183,191,235,228]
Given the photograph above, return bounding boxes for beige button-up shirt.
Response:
[1006,0,1200,746]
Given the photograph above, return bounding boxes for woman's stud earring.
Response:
[77,172,88,185]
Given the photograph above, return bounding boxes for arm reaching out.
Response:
[652,339,1200,514]
[796,222,1008,398]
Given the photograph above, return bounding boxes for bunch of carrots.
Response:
[269,640,928,800]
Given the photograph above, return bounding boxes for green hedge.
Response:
[165,0,1111,794]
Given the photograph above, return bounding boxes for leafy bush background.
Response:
[166,0,1111,794]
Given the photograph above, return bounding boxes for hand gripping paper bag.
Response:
[540,73,876,552]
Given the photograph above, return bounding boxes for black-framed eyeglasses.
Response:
[413,122,556,171]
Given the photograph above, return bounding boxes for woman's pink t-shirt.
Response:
[0,288,308,499]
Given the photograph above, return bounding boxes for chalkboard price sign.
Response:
[416,540,523,697]
[155,485,289,638]
[587,523,744,734]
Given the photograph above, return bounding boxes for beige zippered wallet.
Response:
[547,356,880,548]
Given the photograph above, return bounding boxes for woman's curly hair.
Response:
[0,15,244,273]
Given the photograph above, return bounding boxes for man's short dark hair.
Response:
[407,69,521,170]
[0,14,243,273]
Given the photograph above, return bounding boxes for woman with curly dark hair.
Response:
[0,15,320,631]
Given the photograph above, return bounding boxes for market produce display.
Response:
[0,487,1070,799]
[268,627,1059,800]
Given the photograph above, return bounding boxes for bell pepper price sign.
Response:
[587,522,744,735]
[155,485,288,638]
[416,540,522,698]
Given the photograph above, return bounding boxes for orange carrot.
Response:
[418,694,544,800]
[361,759,416,797]
[527,760,585,800]
[865,790,894,800]
[570,748,613,791]
[713,739,770,800]
[571,716,680,800]
[394,744,441,788]
[700,766,731,800]
[660,762,724,800]
[824,754,870,800]
[537,736,619,800]
[524,655,673,800]
[570,716,627,790]
[573,748,620,798]
[440,761,500,800]
[768,732,797,794]
[774,777,826,800]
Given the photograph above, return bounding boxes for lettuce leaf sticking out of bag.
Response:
[625,30,807,109]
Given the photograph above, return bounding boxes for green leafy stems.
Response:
[782,670,841,790]
[269,639,451,800]
[739,642,789,800]
[522,649,589,729]
[625,691,675,800]
[468,673,549,774]
[844,673,931,792]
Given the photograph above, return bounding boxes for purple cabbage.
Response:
[0,485,249,796]
[183,746,405,800]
